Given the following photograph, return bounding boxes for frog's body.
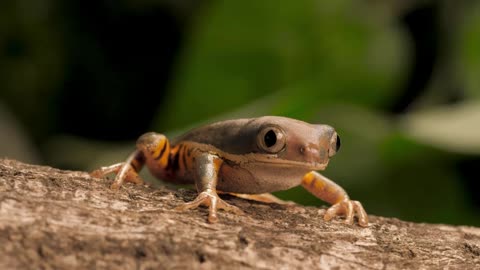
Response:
[91,116,368,226]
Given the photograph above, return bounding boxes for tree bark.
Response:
[0,158,479,270]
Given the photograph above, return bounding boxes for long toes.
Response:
[207,213,218,223]
[90,163,124,179]
[90,170,102,178]
[90,169,108,178]
[90,169,113,179]
[175,193,210,211]
[358,216,369,227]
[111,178,125,189]
[110,182,121,190]
[218,200,245,215]
[126,172,144,185]
[173,191,245,223]
[207,198,219,223]
[343,201,354,225]
[352,201,369,227]
[324,200,369,227]
[175,199,204,212]
[324,203,342,222]
[174,201,200,211]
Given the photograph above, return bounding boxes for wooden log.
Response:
[0,159,479,269]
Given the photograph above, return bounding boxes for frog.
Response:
[90,116,368,227]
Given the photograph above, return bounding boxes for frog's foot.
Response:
[90,162,144,189]
[223,192,296,205]
[324,199,369,227]
[175,189,244,223]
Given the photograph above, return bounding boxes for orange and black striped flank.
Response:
[149,137,170,169]
[154,140,168,160]
[181,145,189,171]
[130,152,145,172]
[152,139,165,160]
[168,145,181,173]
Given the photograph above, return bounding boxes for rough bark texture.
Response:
[0,158,479,270]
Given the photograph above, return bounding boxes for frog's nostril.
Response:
[335,135,341,152]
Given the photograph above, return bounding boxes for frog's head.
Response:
[247,116,339,170]
[176,116,339,171]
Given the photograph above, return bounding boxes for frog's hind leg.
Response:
[90,150,145,189]
[221,192,295,205]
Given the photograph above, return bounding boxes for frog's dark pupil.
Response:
[264,130,277,147]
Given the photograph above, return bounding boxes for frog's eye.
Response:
[257,126,286,153]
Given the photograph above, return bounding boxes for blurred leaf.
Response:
[401,101,480,155]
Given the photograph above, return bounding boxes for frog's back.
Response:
[173,118,258,155]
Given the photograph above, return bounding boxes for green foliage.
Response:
[154,0,406,130]
[462,2,480,99]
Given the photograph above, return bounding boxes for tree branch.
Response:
[0,159,479,269]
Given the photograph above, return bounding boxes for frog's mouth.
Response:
[228,152,329,171]
[255,158,329,171]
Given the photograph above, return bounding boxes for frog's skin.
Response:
[91,116,368,226]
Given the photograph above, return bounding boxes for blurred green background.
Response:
[1,0,479,226]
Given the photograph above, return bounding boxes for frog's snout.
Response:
[328,133,340,157]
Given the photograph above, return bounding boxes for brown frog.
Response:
[91,116,368,226]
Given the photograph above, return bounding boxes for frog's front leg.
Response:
[175,153,244,223]
[302,171,368,227]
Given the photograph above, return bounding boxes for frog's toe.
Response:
[324,199,369,227]
[90,163,123,179]
[352,200,369,227]
[174,191,211,211]
[124,170,144,185]
[324,202,342,222]
[90,160,144,190]
[217,198,245,216]
[110,165,144,189]
[90,170,103,178]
